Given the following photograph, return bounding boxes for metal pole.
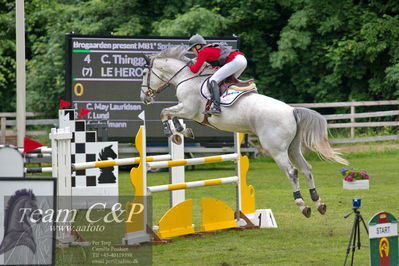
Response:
[16,0,26,147]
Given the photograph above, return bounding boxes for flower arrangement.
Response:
[339,168,370,182]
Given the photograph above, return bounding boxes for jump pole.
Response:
[147,153,239,169]
[47,123,183,246]
[72,154,172,171]
[148,176,240,193]
[24,154,172,174]
[147,132,256,216]
[124,124,258,244]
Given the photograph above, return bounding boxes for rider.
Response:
[187,34,247,115]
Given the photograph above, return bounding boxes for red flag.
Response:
[23,137,43,154]
[60,99,71,109]
[79,108,92,118]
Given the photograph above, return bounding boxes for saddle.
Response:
[219,76,256,95]
[203,76,257,120]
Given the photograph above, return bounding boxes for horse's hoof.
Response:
[317,204,327,215]
[172,117,184,132]
[162,121,172,136]
[182,128,195,139]
[302,207,311,218]
[175,124,184,132]
[171,134,182,145]
[164,131,172,137]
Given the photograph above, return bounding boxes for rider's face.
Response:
[191,45,200,56]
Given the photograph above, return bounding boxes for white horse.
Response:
[140,46,347,217]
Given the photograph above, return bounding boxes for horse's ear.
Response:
[143,54,151,66]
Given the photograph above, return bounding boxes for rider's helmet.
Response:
[188,34,206,51]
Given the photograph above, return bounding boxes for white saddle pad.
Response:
[200,78,257,106]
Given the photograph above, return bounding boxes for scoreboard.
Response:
[65,34,239,143]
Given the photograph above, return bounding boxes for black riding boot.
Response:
[208,80,221,115]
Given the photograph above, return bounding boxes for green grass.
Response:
[53,148,399,265]
[119,149,399,266]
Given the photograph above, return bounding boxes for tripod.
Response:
[343,207,369,266]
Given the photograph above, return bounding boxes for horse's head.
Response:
[140,46,191,105]
[0,189,40,254]
[17,189,41,224]
[99,145,117,160]
[140,57,161,105]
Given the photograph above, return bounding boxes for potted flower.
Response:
[339,168,370,190]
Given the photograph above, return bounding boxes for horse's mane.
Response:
[150,46,191,63]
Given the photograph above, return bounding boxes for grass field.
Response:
[53,147,399,265]
[116,147,399,266]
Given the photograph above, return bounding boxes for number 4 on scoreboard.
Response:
[84,54,91,64]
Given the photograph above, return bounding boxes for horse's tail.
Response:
[293,107,348,165]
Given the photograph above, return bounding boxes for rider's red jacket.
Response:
[189,47,244,73]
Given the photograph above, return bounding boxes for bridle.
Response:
[141,57,188,98]
[141,56,211,98]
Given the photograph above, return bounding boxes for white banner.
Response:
[369,222,398,239]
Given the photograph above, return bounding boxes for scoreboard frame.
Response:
[65,34,240,145]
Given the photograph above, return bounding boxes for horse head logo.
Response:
[98,145,117,184]
[0,189,41,255]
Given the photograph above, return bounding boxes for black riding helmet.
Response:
[188,34,206,51]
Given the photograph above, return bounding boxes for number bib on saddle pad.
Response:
[200,77,258,106]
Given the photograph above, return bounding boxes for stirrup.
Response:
[208,107,221,115]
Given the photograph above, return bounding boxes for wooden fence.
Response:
[1,100,398,145]
[291,100,399,144]
[0,113,57,144]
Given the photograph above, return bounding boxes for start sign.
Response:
[369,212,398,266]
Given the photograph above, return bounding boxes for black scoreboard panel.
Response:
[65,35,239,143]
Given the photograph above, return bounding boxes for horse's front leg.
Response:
[160,103,195,139]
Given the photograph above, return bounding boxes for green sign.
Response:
[369,211,398,266]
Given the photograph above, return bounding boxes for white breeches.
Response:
[210,54,247,83]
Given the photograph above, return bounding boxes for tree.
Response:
[269,0,399,103]
[153,6,231,36]
[0,0,16,112]
[1,0,398,115]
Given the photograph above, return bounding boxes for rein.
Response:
[175,73,211,88]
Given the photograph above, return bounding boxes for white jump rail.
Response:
[19,146,52,153]
[147,153,238,170]
[72,154,171,171]
[25,167,52,174]
[148,176,239,193]
[24,154,172,173]
[0,145,52,154]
